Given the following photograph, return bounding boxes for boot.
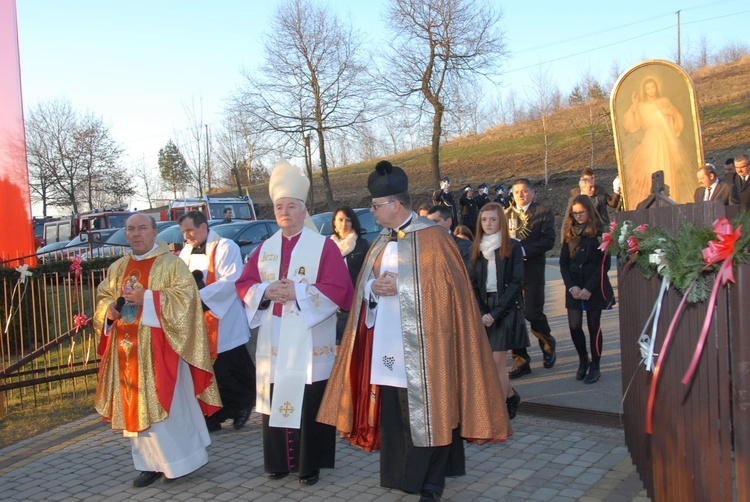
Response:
[584,360,601,384]
[576,356,590,381]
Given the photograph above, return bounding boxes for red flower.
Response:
[627,236,639,255]
[702,217,741,265]
[635,224,648,233]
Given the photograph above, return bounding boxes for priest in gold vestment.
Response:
[94,213,221,488]
[318,161,511,502]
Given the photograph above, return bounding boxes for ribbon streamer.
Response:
[645,281,695,434]
[681,259,734,385]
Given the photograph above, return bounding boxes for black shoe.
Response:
[299,469,319,485]
[505,390,521,420]
[233,407,251,430]
[584,368,601,384]
[206,417,222,433]
[543,350,557,369]
[132,471,162,488]
[576,357,590,381]
[508,364,531,380]
[266,471,289,480]
[419,490,441,502]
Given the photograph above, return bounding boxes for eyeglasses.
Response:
[571,211,588,217]
[371,200,395,210]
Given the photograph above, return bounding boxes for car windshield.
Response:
[212,222,247,240]
[156,225,184,244]
[106,228,128,246]
[311,212,333,235]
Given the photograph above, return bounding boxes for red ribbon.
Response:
[598,222,617,252]
[680,218,740,386]
[73,313,89,332]
[70,257,83,278]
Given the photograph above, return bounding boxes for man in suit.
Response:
[505,178,556,379]
[730,154,750,211]
[694,164,739,205]
[426,205,471,266]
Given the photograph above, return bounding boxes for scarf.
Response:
[480,232,501,260]
[568,222,585,256]
[331,232,357,257]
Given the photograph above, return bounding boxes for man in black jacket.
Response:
[505,179,556,379]
[729,154,750,211]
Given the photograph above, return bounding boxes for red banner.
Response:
[0,0,36,267]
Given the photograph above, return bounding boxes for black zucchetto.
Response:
[367,160,409,198]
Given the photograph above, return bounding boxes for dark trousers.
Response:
[567,309,603,364]
[262,380,336,477]
[210,344,256,422]
[379,386,457,496]
[512,282,556,368]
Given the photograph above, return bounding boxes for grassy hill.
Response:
[239,57,750,251]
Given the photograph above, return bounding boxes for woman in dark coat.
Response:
[468,202,528,418]
[330,206,369,345]
[559,195,615,384]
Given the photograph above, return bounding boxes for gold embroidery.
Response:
[279,401,295,418]
[260,271,276,282]
[313,345,334,356]
[261,251,280,262]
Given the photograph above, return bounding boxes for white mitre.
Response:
[268,158,318,231]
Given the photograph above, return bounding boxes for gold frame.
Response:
[610,60,704,210]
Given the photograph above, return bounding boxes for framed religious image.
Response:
[610,60,704,210]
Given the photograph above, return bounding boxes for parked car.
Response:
[37,229,117,262]
[81,221,179,260]
[211,220,279,262]
[35,239,71,261]
[310,208,383,244]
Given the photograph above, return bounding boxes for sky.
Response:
[14,0,750,212]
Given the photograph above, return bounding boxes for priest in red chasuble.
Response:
[318,161,511,502]
[94,213,221,488]
[236,159,353,486]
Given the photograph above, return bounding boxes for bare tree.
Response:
[215,111,252,196]
[237,0,370,210]
[527,65,558,186]
[178,98,207,196]
[381,0,506,185]
[133,156,161,209]
[25,98,129,214]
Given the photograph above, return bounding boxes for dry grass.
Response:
[0,391,96,450]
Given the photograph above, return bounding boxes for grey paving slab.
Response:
[0,408,646,501]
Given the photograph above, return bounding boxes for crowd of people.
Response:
[92,153,748,500]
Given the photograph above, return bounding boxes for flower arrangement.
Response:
[599,211,750,303]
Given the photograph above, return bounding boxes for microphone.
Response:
[114,297,126,312]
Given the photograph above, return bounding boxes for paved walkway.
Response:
[0,260,651,501]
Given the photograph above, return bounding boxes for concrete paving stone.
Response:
[551,453,578,465]
[559,464,586,477]
[507,468,536,481]
[130,487,164,500]
[499,457,529,470]
[560,487,586,498]
[530,487,561,500]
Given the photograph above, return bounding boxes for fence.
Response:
[0,266,106,415]
[618,202,748,501]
